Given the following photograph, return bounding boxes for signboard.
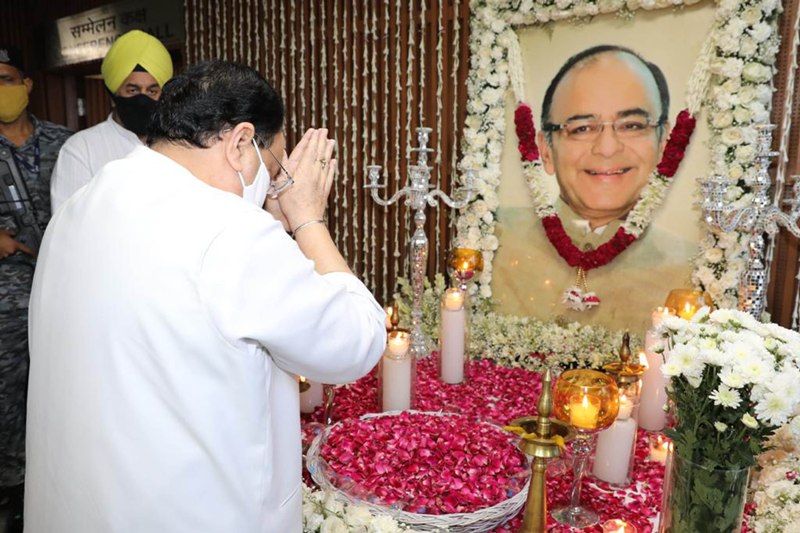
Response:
[44,0,183,69]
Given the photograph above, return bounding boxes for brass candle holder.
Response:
[447,247,484,292]
[508,368,576,533]
[664,288,713,320]
[603,332,646,402]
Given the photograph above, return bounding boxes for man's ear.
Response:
[537,130,556,175]
[223,122,256,172]
[24,77,32,95]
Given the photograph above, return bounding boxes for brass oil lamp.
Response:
[507,368,576,532]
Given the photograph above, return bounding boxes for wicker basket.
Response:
[306,411,529,532]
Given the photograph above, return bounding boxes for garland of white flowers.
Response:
[750,424,800,533]
[456,0,782,310]
[395,274,630,372]
[302,484,423,533]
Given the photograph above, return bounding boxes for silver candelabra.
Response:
[700,124,800,318]
[366,127,475,358]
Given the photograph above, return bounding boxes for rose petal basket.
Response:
[306,411,529,532]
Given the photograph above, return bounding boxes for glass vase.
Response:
[438,287,470,384]
[658,451,750,533]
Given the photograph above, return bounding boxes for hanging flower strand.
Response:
[514,102,696,311]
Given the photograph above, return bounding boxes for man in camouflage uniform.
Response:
[0,45,72,531]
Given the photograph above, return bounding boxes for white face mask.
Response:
[237,138,271,207]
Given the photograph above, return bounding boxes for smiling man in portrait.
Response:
[492,44,698,330]
[538,45,670,232]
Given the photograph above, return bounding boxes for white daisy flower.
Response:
[710,385,742,408]
[755,393,792,427]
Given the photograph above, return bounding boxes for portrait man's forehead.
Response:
[550,53,661,122]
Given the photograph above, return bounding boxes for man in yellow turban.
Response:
[50,30,173,211]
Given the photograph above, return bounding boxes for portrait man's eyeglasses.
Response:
[262,144,294,199]
[543,116,663,143]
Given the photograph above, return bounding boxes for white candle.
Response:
[300,379,323,414]
[651,306,675,328]
[617,394,633,420]
[382,355,412,411]
[592,396,637,485]
[440,289,466,384]
[387,331,410,357]
[649,436,671,464]
[639,333,668,431]
[602,519,638,533]
[569,393,601,430]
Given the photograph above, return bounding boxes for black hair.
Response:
[541,45,670,139]
[147,60,284,148]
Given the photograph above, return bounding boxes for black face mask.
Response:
[112,94,158,137]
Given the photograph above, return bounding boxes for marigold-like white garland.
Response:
[750,425,800,533]
[302,484,423,533]
[456,0,782,310]
[395,274,630,371]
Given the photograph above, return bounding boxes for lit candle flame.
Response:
[639,351,649,369]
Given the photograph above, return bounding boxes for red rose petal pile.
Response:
[304,357,543,426]
[319,411,529,515]
[303,358,759,532]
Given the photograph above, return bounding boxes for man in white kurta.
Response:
[50,30,174,211]
[25,61,386,533]
[49,113,141,210]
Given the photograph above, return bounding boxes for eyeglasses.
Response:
[543,116,662,142]
[263,145,294,199]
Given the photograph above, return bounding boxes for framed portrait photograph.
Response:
[457,0,780,333]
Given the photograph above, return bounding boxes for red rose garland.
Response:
[513,103,696,309]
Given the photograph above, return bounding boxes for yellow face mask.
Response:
[0,84,29,123]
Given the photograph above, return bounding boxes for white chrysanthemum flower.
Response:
[710,308,737,324]
[344,505,374,529]
[710,385,742,408]
[719,366,746,389]
[703,348,728,367]
[321,515,348,533]
[686,374,703,388]
[742,413,759,429]
[714,421,728,432]
[323,493,345,516]
[767,369,800,405]
[305,512,325,531]
[662,359,683,378]
[671,345,705,378]
[749,22,772,43]
[368,515,404,533]
[755,393,792,427]
[662,315,688,332]
[739,356,773,385]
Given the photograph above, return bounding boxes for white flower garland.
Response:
[751,425,800,532]
[455,0,782,310]
[394,273,630,371]
[302,484,423,532]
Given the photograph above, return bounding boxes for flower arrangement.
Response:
[455,0,781,311]
[394,274,631,372]
[656,308,800,531]
[302,484,422,533]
